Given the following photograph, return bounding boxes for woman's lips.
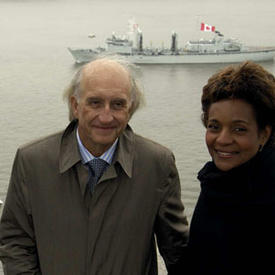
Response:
[215,149,239,157]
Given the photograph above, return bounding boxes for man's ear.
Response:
[70,96,79,118]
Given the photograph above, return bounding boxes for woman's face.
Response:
[205,99,271,171]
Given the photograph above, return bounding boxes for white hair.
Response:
[63,55,145,121]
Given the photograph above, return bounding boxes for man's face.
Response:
[71,61,132,156]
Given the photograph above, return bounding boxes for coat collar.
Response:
[59,120,134,179]
[59,120,81,173]
[113,124,134,178]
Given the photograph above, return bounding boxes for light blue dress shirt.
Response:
[76,129,118,165]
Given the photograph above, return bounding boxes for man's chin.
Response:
[93,135,116,146]
[93,127,117,136]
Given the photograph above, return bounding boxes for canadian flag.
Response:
[200,22,215,32]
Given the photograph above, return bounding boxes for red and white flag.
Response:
[200,22,215,32]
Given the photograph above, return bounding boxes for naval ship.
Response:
[68,20,275,64]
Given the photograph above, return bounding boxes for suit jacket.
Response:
[0,120,189,275]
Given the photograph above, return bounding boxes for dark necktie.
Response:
[87,158,108,193]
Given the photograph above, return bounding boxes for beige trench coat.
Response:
[0,121,189,275]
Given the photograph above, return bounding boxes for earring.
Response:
[258,144,263,152]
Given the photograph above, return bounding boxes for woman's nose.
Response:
[216,129,233,144]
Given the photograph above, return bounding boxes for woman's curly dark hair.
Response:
[201,61,275,145]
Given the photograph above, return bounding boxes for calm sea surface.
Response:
[1,0,275,273]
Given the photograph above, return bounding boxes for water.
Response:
[1,0,275,273]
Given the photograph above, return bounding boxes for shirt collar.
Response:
[76,128,118,165]
[59,121,134,179]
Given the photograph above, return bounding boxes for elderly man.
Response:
[0,56,188,274]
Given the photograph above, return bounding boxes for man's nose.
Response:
[98,105,113,123]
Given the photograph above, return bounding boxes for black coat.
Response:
[188,144,275,275]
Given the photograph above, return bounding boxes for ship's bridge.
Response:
[106,33,133,54]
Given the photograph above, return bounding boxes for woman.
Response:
[188,61,275,275]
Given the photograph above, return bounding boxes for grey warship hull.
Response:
[68,20,275,65]
[68,47,275,64]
